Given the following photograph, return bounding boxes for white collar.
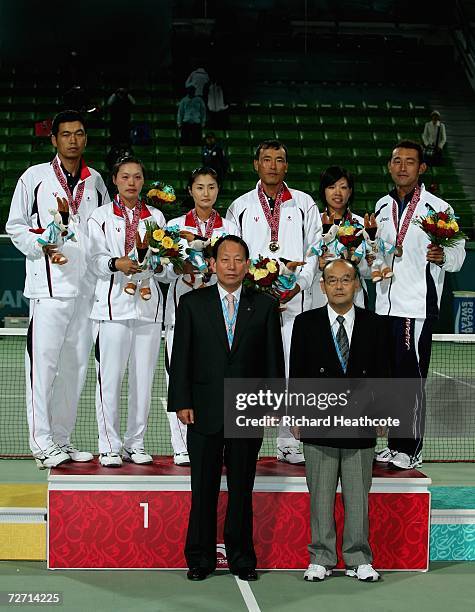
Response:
[217,283,242,302]
[327,304,355,327]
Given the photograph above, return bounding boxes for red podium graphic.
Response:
[48,458,430,570]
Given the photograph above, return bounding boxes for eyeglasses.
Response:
[324,275,356,287]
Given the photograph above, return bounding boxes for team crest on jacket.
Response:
[254,216,259,222]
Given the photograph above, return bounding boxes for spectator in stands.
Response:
[107,87,136,146]
[6,110,109,469]
[422,110,446,166]
[205,78,229,128]
[162,167,239,466]
[201,133,229,185]
[312,166,369,309]
[373,140,466,470]
[185,66,210,98]
[177,86,207,146]
[226,140,321,465]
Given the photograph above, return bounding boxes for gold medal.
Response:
[269,241,280,253]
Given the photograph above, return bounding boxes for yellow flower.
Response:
[153,229,165,241]
[437,219,448,228]
[249,264,256,275]
[266,261,277,273]
[147,189,158,198]
[449,221,459,231]
[161,236,174,249]
[254,268,269,280]
[338,226,355,236]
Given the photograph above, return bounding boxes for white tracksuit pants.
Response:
[164,325,188,455]
[93,319,161,454]
[276,313,299,449]
[25,296,93,455]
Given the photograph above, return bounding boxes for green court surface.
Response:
[0,560,474,612]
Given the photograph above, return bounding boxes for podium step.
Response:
[0,484,46,560]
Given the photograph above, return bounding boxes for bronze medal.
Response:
[269,241,280,253]
[395,245,403,257]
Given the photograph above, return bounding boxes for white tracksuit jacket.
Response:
[88,200,167,322]
[226,182,321,319]
[6,155,109,298]
[374,184,466,319]
[163,210,239,327]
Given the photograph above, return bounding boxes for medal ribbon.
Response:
[191,208,219,238]
[52,157,85,216]
[115,195,143,255]
[257,181,284,243]
[391,185,421,248]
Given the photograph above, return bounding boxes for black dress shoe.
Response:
[236,568,258,581]
[187,567,213,581]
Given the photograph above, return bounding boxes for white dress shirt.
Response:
[327,304,355,346]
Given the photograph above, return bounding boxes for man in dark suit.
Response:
[290,259,390,582]
[168,235,285,582]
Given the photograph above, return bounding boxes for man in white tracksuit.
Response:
[6,110,109,469]
[226,140,321,464]
[88,157,167,467]
[163,167,239,465]
[374,141,466,469]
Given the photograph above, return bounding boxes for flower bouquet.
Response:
[412,206,467,248]
[145,180,181,221]
[144,222,185,271]
[244,255,300,303]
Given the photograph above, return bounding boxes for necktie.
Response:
[225,293,236,347]
[336,315,350,372]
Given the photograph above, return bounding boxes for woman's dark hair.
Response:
[51,110,86,136]
[212,235,249,260]
[187,166,220,189]
[112,156,146,179]
[318,166,355,209]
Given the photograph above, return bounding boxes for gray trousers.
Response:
[304,443,374,568]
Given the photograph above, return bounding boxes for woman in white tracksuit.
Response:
[88,157,167,467]
[311,166,370,308]
[163,167,239,465]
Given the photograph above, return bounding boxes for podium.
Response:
[48,458,430,570]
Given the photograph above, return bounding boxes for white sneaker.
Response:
[277,446,305,465]
[389,451,422,470]
[304,564,332,581]
[100,453,123,467]
[174,452,190,466]
[374,447,397,463]
[123,448,153,465]
[345,564,380,582]
[34,444,71,470]
[60,444,93,462]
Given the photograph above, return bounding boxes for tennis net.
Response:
[0,330,474,460]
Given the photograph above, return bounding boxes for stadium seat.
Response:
[344,116,369,129]
[250,129,275,142]
[226,130,250,143]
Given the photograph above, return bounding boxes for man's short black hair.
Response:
[212,235,249,260]
[322,258,359,281]
[390,140,424,164]
[254,140,288,163]
[51,110,86,136]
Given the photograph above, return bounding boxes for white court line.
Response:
[234,577,261,612]
[432,370,475,389]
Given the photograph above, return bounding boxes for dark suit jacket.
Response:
[289,305,391,448]
[168,284,285,435]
